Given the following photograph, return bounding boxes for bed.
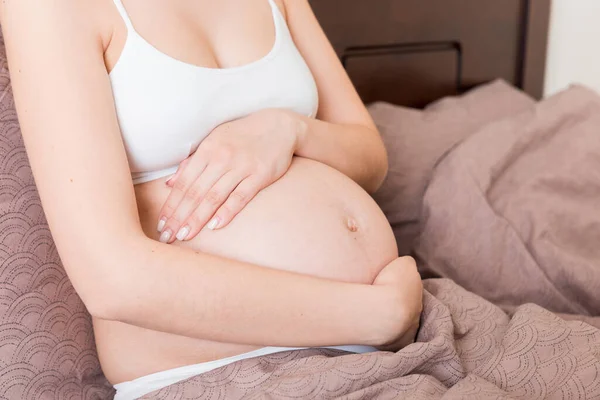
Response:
[2,1,600,399]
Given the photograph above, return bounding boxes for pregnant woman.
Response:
[1,0,423,398]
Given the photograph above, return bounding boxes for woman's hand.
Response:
[369,256,424,351]
[157,109,302,243]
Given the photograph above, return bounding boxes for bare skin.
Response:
[0,0,423,385]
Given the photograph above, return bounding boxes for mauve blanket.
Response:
[415,85,600,317]
[136,87,600,399]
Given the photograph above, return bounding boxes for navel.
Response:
[346,217,359,232]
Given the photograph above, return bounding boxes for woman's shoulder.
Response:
[0,0,113,52]
[280,0,315,24]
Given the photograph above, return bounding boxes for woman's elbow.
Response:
[82,278,124,320]
[70,240,143,321]
[374,149,389,191]
[76,260,130,320]
[365,135,389,193]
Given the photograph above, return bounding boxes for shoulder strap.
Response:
[112,0,135,31]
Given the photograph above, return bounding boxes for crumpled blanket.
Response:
[415,85,600,317]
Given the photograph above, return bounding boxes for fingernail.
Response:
[159,230,172,243]
[165,174,175,186]
[207,217,220,230]
[157,218,167,232]
[176,225,190,241]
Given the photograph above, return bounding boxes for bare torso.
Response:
[94,0,398,384]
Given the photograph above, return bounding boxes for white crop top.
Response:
[109,0,319,185]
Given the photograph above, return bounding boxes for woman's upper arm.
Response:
[282,0,375,128]
[1,0,143,306]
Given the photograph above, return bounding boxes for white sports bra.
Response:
[109,0,319,185]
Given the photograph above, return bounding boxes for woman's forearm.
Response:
[285,111,388,194]
[99,235,385,348]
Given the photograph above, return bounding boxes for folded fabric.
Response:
[369,80,535,256]
[415,85,600,315]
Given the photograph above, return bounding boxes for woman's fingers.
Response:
[165,157,190,187]
[157,158,210,243]
[371,256,423,350]
[160,163,229,243]
[177,171,250,240]
[211,175,264,230]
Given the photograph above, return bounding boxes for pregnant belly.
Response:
[95,157,398,384]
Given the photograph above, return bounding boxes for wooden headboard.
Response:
[309,0,551,108]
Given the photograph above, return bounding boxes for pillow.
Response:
[368,80,536,257]
[0,31,113,399]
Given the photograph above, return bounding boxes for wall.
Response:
[544,0,600,96]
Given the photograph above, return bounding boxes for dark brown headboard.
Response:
[309,0,551,108]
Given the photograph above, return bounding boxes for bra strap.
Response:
[266,0,282,32]
[112,0,135,31]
